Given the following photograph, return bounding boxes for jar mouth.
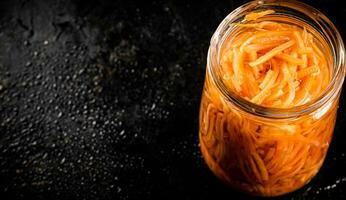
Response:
[207,0,346,119]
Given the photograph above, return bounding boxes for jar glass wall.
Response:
[199,0,345,196]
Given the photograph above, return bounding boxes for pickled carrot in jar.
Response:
[199,1,345,197]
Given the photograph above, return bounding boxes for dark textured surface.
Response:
[0,0,345,199]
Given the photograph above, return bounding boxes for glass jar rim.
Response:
[207,0,346,119]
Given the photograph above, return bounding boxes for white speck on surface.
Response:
[25,61,32,67]
[151,103,156,110]
[42,153,48,159]
[57,112,63,118]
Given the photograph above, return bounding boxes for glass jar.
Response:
[199,0,345,197]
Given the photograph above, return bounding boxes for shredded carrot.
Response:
[245,42,283,53]
[245,10,275,21]
[253,35,290,45]
[297,65,320,79]
[283,78,296,107]
[298,47,313,54]
[259,70,274,89]
[275,53,304,66]
[232,49,244,88]
[249,41,295,67]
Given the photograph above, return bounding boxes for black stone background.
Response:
[0,0,345,199]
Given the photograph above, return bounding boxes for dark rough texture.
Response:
[0,0,345,199]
